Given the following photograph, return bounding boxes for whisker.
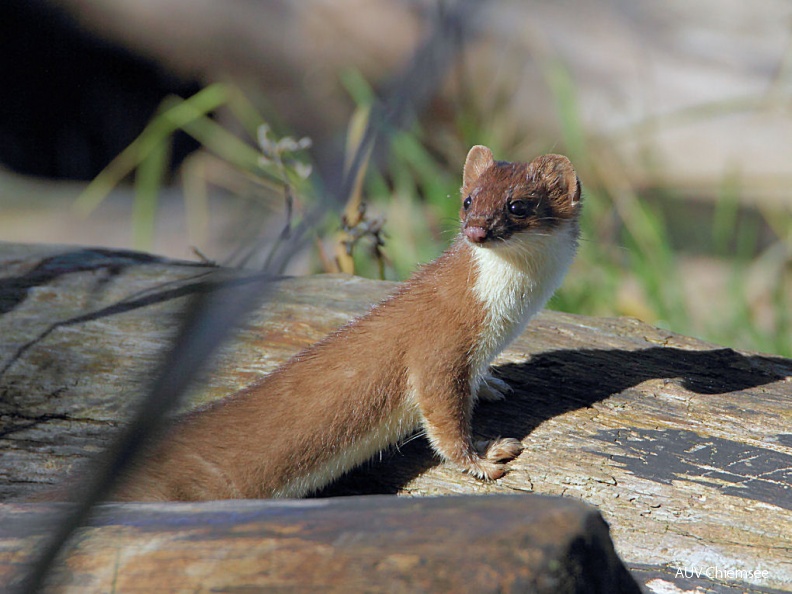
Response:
[399,429,426,447]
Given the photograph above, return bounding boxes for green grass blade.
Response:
[74,84,232,215]
[133,136,170,249]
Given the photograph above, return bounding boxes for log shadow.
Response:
[0,249,270,378]
[0,248,172,315]
[316,346,791,497]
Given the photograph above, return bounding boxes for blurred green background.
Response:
[1,0,789,357]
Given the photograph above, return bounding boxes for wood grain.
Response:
[2,495,641,593]
[1,242,790,593]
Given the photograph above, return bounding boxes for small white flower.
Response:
[257,124,274,153]
[293,162,312,179]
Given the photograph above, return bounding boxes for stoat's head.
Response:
[459,145,581,247]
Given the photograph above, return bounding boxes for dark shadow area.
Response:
[0,0,200,179]
[318,346,791,496]
[590,427,792,510]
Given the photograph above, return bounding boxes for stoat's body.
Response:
[116,145,581,501]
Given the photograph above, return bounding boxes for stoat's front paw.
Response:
[477,373,514,402]
[464,438,524,480]
[476,437,523,462]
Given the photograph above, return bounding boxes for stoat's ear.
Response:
[462,145,494,191]
[529,154,581,207]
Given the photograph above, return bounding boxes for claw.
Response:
[477,373,514,402]
[465,437,524,480]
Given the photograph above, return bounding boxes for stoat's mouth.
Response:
[464,225,516,248]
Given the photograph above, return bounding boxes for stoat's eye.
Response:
[463,196,472,211]
[507,199,531,218]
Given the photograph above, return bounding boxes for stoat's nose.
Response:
[464,225,487,243]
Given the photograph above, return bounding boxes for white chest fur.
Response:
[469,224,578,379]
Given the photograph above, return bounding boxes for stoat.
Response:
[115,145,582,501]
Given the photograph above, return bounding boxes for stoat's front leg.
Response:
[413,372,522,480]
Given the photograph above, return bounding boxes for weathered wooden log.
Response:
[2,495,640,593]
[1,242,790,592]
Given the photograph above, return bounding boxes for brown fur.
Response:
[461,150,581,243]
[113,146,581,501]
[117,242,489,500]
